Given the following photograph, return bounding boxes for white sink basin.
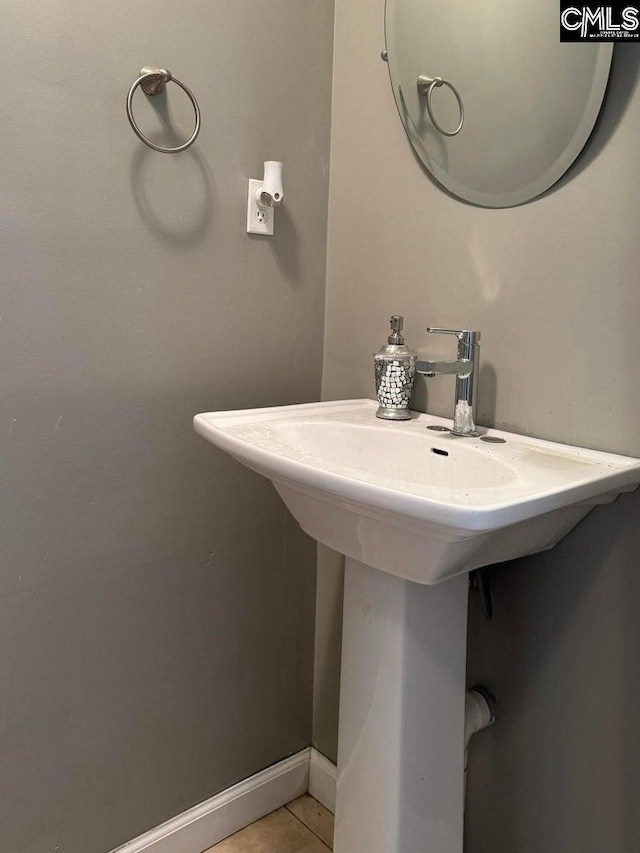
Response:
[194,399,640,584]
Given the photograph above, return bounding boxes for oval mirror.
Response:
[384,0,613,207]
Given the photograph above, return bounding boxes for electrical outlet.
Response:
[247,179,274,236]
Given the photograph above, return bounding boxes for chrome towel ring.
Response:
[126,67,201,154]
[417,75,464,137]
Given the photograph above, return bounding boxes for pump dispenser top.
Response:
[388,314,406,345]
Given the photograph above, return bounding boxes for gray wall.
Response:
[0,3,333,852]
[465,492,640,852]
[320,1,640,848]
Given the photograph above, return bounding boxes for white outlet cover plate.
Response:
[247,179,274,236]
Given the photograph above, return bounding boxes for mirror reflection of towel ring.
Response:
[417,75,464,137]
[126,67,201,154]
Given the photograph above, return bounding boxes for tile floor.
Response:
[204,794,334,852]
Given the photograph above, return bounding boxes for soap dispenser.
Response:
[374,315,417,420]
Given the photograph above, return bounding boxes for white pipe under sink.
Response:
[464,687,495,803]
[465,687,495,765]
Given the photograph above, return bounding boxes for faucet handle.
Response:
[427,327,481,343]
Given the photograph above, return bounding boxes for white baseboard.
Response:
[111,748,311,853]
[308,748,337,814]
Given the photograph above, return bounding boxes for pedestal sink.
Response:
[194,400,640,852]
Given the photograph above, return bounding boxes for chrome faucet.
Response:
[416,328,481,437]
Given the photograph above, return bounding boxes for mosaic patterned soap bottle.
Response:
[374,315,417,420]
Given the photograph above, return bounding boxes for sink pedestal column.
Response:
[333,558,469,853]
